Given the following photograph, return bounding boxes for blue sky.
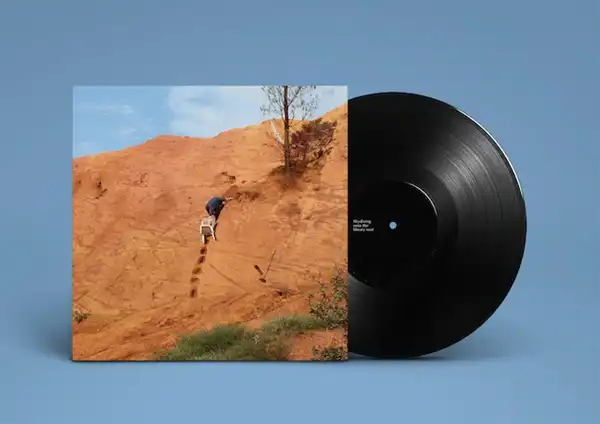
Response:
[1,1,599,424]
[72,85,347,157]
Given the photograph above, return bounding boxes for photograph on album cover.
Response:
[72,85,348,361]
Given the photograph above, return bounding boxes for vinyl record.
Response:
[348,92,527,359]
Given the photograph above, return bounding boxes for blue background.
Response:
[1,1,598,423]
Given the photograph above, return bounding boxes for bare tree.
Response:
[260,86,319,174]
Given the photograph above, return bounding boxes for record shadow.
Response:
[349,319,533,361]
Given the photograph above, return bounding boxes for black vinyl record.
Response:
[348,92,527,359]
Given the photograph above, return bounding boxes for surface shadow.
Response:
[25,301,72,360]
[349,319,534,361]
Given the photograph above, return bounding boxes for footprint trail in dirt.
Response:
[189,245,208,298]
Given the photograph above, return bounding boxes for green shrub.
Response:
[73,310,90,323]
[308,263,348,360]
[312,346,347,361]
[308,263,348,330]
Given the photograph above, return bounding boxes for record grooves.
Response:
[348,92,527,359]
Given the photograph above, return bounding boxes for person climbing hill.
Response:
[200,196,232,244]
[205,196,232,220]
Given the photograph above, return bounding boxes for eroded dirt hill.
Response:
[72,105,348,360]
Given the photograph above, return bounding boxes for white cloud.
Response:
[78,102,153,140]
[166,85,347,137]
[73,102,156,157]
[79,103,134,116]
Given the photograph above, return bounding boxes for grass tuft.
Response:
[260,315,327,334]
[159,324,248,360]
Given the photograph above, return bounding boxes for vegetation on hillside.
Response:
[73,309,90,323]
[308,262,348,360]
[156,263,348,361]
[261,85,338,176]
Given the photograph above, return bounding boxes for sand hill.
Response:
[72,105,348,360]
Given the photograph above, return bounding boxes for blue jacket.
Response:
[206,196,226,215]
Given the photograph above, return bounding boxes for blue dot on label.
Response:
[389,221,397,230]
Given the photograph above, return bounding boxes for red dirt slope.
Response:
[72,105,348,360]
